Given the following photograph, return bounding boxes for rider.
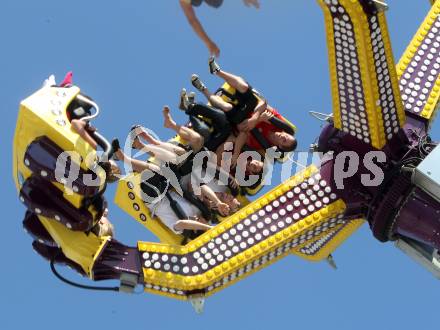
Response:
[179,0,261,57]
[111,139,214,234]
[173,95,264,174]
[190,57,298,153]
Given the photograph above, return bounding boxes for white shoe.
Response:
[42,74,56,88]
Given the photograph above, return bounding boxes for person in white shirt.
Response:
[148,190,212,234]
[112,140,214,234]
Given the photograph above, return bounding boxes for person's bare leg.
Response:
[132,138,145,151]
[135,127,162,146]
[208,94,233,112]
[123,141,181,164]
[71,119,97,149]
[163,106,180,132]
[193,82,233,112]
[216,70,249,94]
[137,126,185,155]
[163,106,204,151]
[156,142,186,156]
[135,115,186,156]
[114,149,160,173]
[177,127,204,152]
[174,219,213,232]
[143,144,181,163]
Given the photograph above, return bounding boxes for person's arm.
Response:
[179,0,220,57]
[237,99,268,132]
[205,160,239,192]
[231,132,249,167]
[200,185,230,216]
[174,219,213,232]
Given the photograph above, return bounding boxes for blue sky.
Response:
[1,0,439,329]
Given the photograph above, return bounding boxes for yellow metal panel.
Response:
[13,86,106,209]
[135,166,348,299]
[396,0,440,122]
[38,215,109,277]
[318,0,343,130]
[141,204,347,298]
[318,0,405,149]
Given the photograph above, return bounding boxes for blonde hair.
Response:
[92,218,115,238]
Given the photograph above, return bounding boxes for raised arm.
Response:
[179,0,220,57]
[236,99,268,133]
[200,185,230,216]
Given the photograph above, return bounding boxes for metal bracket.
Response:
[372,0,389,12]
[189,294,205,314]
[326,254,338,270]
[433,250,440,269]
[119,273,139,294]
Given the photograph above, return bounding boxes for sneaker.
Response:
[188,91,196,104]
[208,56,220,74]
[191,74,207,92]
[179,88,189,110]
[60,71,73,87]
[43,74,56,88]
[130,124,141,132]
[130,125,142,149]
[111,138,121,152]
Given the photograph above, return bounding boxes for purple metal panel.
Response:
[140,171,345,277]
[322,1,372,144]
[23,211,57,247]
[92,240,143,282]
[398,16,440,116]
[369,174,412,242]
[24,136,101,196]
[392,188,440,250]
[19,176,94,231]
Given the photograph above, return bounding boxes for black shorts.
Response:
[224,85,260,125]
[140,172,169,200]
[191,0,224,8]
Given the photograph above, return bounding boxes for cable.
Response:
[50,256,119,292]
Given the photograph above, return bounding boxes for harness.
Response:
[216,83,296,152]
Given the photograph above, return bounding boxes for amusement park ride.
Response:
[12,0,440,311]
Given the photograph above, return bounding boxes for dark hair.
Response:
[278,135,298,153]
